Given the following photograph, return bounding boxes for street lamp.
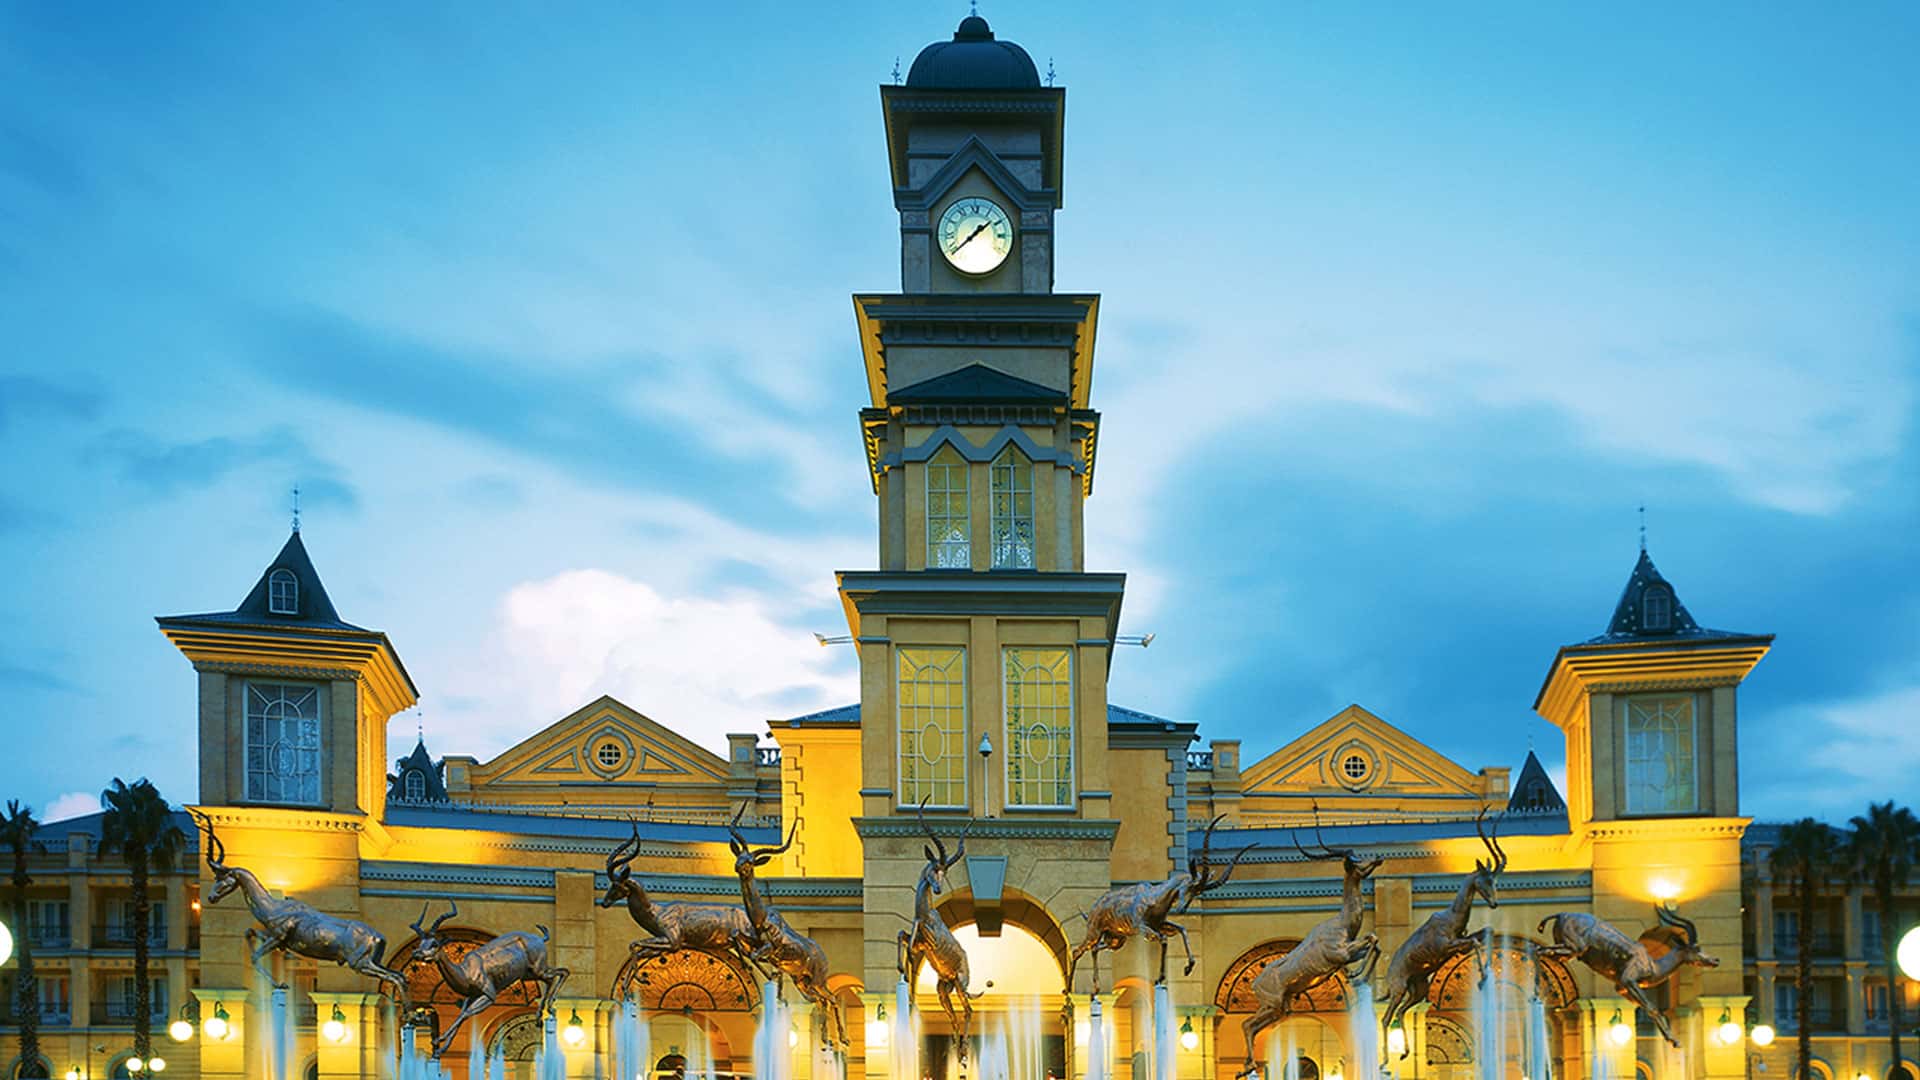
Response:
[1898,925,1920,981]
[1749,1023,1775,1047]
[146,1057,165,1074]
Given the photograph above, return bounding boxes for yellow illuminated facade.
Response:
[5,15,1914,1080]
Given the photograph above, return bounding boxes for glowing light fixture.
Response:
[323,1004,350,1044]
[563,1009,586,1047]
[1648,878,1681,903]
[1386,1021,1406,1057]
[168,1014,194,1043]
[866,1003,889,1047]
[147,1058,166,1074]
[1179,1016,1198,1052]
[1749,1023,1775,1047]
[1899,925,1920,980]
[204,1003,232,1041]
[1715,1007,1742,1046]
[64,1067,79,1080]
[0,920,12,967]
[1326,1060,1344,1080]
[126,1059,144,1074]
[788,1025,800,1049]
[1607,1009,1633,1046]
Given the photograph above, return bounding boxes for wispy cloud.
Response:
[84,426,356,508]
[0,663,83,694]
[42,790,99,822]
[0,375,101,433]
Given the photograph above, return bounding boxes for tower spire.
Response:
[291,486,302,533]
[1637,504,1645,553]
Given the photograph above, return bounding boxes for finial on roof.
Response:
[891,56,902,85]
[1638,504,1646,553]
[970,0,978,15]
[416,709,424,744]
[1046,57,1056,86]
[291,486,302,533]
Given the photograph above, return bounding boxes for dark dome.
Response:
[906,15,1041,90]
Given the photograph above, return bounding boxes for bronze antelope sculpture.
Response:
[899,798,988,1065]
[1379,808,1507,1055]
[1236,817,1384,1079]
[727,809,847,1048]
[1068,814,1255,993]
[409,901,570,1060]
[600,822,772,981]
[1537,904,1718,1048]
[191,811,408,1002]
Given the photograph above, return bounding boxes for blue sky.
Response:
[3,2,1915,826]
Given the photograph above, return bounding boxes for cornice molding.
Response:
[187,804,368,834]
[1583,816,1752,843]
[852,816,1120,841]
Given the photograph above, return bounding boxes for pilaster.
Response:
[193,987,250,1080]
[1572,997,1638,1080]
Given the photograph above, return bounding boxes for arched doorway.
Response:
[1214,939,1353,1077]
[389,925,549,1069]
[912,901,1071,1080]
[1424,937,1575,1078]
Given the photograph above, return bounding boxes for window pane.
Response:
[1004,647,1073,807]
[245,683,323,806]
[990,447,1035,569]
[898,648,967,807]
[1623,694,1697,814]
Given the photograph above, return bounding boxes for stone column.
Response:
[1173,1003,1216,1080]
[194,987,249,1080]
[1572,998,1637,1080]
[308,991,377,1080]
[1845,961,1867,1034]
[551,996,600,1079]
[1695,993,1754,1080]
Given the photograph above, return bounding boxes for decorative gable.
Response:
[1240,704,1485,802]
[464,695,730,793]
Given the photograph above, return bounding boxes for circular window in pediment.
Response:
[587,725,635,779]
[1331,741,1378,791]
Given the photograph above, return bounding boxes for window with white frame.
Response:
[1774,909,1799,952]
[990,446,1035,569]
[926,445,971,568]
[897,647,967,807]
[1773,981,1797,1028]
[245,683,323,805]
[1622,693,1698,815]
[1004,647,1073,807]
[1641,584,1672,631]
[37,974,70,1021]
[268,569,299,615]
[28,899,70,944]
[403,770,426,801]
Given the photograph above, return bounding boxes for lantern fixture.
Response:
[1750,1023,1775,1047]
[563,1009,586,1047]
[204,1002,232,1041]
[323,1004,350,1044]
[1386,1021,1406,1057]
[1607,1009,1633,1046]
[1715,1006,1742,1046]
[1179,1016,1198,1052]
[168,1002,194,1043]
[147,1058,165,1074]
[866,1002,889,1047]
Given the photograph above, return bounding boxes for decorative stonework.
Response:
[1213,940,1349,1014]
[611,950,759,1012]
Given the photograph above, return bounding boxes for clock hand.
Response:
[953,219,993,251]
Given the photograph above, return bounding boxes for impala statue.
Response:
[601,821,772,982]
[899,798,988,1065]
[1236,816,1384,1078]
[1379,808,1507,1054]
[1537,904,1718,1048]
[1068,814,1255,993]
[191,811,408,1003]
[409,901,569,1059]
[727,809,847,1047]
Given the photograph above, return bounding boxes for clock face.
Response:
[937,197,1014,275]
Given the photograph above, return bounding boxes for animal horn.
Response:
[1657,903,1698,945]
[410,902,431,936]
[916,795,948,867]
[430,900,457,933]
[1474,807,1495,870]
[727,803,758,856]
[1490,811,1508,872]
[192,810,226,870]
[607,821,640,881]
[948,816,973,869]
[1191,814,1224,878]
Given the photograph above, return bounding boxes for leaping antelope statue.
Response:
[898,798,987,1065]
[1537,904,1719,1048]
[726,809,847,1048]
[408,901,570,1060]
[600,821,771,982]
[191,811,408,1003]
[1068,814,1256,993]
[1379,808,1507,1055]
[1236,814,1384,1079]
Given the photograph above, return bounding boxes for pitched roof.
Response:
[161,529,366,632]
[888,363,1067,404]
[1581,547,1755,645]
[1506,750,1566,815]
[388,737,449,803]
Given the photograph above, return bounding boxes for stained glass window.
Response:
[1623,694,1697,814]
[926,446,971,569]
[898,647,967,807]
[990,446,1035,569]
[1004,647,1073,807]
[245,683,322,805]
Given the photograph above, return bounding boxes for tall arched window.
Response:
[404,770,426,802]
[1004,647,1072,807]
[269,569,299,615]
[990,446,1035,569]
[1623,694,1697,814]
[1641,584,1672,631]
[926,445,971,569]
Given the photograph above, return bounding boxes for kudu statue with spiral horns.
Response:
[899,797,988,1065]
[409,901,570,1060]
[600,820,771,981]
[191,811,408,1003]
[727,807,847,1047]
[1236,811,1384,1079]
[1379,807,1507,1055]
[1538,903,1719,1048]
[1068,814,1256,993]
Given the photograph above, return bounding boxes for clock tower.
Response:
[779,13,1134,1000]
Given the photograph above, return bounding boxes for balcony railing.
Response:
[756,748,782,767]
[0,1004,73,1026]
[91,1001,167,1025]
[1186,751,1214,771]
[91,923,167,948]
[27,928,71,948]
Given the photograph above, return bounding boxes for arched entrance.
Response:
[1214,939,1353,1076]
[389,925,550,1069]
[910,895,1072,1080]
[1424,937,1576,1078]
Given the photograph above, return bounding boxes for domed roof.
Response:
[906,15,1041,90]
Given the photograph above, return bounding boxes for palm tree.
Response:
[2,801,43,1076]
[1847,801,1919,1076]
[1773,817,1839,1080]
[99,779,185,1063]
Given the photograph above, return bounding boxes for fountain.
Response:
[1347,974,1380,1080]
[1151,983,1175,1080]
[754,980,793,1080]
[615,996,652,1080]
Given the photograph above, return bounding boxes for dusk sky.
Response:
[4,3,1915,827]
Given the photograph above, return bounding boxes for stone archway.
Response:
[611,948,762,1013]
[929,887,1073,980]
[1213,939,1353,1076]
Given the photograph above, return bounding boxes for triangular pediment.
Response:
[466,695,730,789]
[1241,704,1482,799]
